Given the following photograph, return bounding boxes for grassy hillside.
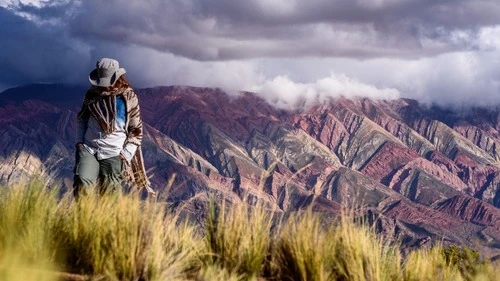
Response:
[0,181,497,281]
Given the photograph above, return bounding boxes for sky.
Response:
[1,0,500,109]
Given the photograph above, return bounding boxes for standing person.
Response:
[73,58,156,197]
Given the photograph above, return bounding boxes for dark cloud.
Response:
[0,5,91,87]
[67,0,500,60]
[5,1,500,63]
[0,0,499,107]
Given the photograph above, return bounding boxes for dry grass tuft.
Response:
[0,180,497,281]
[205,199,273,280]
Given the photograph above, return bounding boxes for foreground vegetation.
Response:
[0,181,498,281]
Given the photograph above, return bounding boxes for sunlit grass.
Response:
[196,264,242,281]
[0,180,497,281]
[328,214,402,281]
[403,247,464,281]
[0,180,59,281]
[273,210,333,281]
[55,190,200,280]
[205,199,273,280]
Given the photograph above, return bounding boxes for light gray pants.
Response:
[73,145,123,197]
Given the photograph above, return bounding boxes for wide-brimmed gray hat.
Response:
[89,58,126,87]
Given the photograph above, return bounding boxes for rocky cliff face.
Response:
[1,84,499,258]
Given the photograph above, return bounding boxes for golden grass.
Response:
[273,210,333,281]
[55,191,200,280]
[403,247,464,281]
[195,265,242,281]
[328,214,402,281]
[272,210,402,281]
[0,181,58,281]
[0,180,497,281]
[205,199,273,280]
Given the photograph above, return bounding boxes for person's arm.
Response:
[75,100,90,147]
[121,89,142,162]
[120,143,138,163]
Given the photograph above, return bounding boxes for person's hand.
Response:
[75,142,83,148]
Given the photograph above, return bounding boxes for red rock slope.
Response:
[0,84,499,258]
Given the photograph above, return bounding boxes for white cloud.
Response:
[251,74,400,110]
[0,0,46,8]
[251,50,500,108]
[98,44,265,93]
[103,45,401,110]
[479,26,500,50]
[396,52,500,107]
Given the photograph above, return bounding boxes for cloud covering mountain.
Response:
[1,0,500,107]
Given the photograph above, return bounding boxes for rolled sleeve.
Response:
[121,143,138,163]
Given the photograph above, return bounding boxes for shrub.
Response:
[440,245,495,281]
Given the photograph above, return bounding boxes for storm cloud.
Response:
[0,4,91,86]
[70,0,500,60]
[0,0,499,108]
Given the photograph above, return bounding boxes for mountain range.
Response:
[1,84,499,258]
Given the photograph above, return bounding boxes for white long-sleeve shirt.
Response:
[77,95,137,163]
